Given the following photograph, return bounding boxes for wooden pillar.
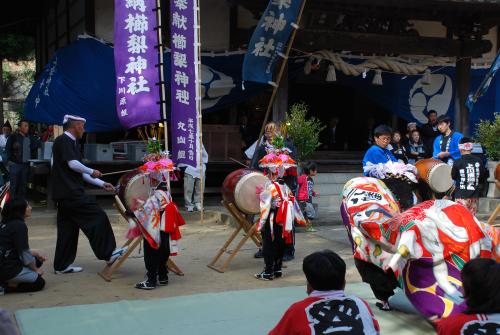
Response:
[454,54,471,136]
[272,66,288,123]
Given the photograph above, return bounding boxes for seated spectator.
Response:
[0,308,19,335]
[390,131,408,163]
[405,129,426,164]
[437,258,500,335]
[0,198,46,294]
[269,250,380,335]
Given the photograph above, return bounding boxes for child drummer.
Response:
[129,152,186,290]
[255,136,306,281]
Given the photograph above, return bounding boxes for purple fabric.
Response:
[170,0,199,168]
[114,0,161,129]
[340,203,355,254]
[403,258,467,319]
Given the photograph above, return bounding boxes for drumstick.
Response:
[229,157,249,168]
[102,168,137,176]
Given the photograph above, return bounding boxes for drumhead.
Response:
[234,172,267,214]
[428,164,453,193]
[124,173,152,210]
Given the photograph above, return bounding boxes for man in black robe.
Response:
[51,115,126,274]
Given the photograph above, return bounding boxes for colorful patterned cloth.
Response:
[258,180,305,243]
[341,177,500,321]
[131,189,186,255]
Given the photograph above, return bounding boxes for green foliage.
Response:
[475,113,500,161]
[270,133,285,149]
[285,102,325,161]
[147,138,162,154]
[0,34,35,60]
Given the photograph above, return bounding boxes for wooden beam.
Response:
[455,54,471,135]
[295,30,492,57]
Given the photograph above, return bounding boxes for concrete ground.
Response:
[1,200,354,313]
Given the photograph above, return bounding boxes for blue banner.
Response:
[466,50,500,112]
[242,0,304,85]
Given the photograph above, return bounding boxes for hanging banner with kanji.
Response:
[242,0,304,85]
[170,0,200,168]
[114,0,161,129]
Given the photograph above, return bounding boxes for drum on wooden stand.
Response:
[415,158,453,193]
[222,168,268,214]
[117,170,152,211]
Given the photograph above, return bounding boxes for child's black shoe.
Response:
[254,271,273,281]
[135,278,156,290]
[158,275,169,286]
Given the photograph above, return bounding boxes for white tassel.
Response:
[421,69,431,85]
[304,58,312,75]
[326,64,337,82]
[372,69,383,86]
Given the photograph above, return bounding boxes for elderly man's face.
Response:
[73,121,85,139]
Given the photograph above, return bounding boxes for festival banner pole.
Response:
[155,0,169,150]
[250,0,307,168]
[194,0,204,224]
[154,0,170,188]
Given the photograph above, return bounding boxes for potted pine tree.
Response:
[284,102,325,163]
[475,114,500,198]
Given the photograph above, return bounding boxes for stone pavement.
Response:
[0,202,350,313]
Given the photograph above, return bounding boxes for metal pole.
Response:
[155,0,170,188]
[250,0,307,168]
[194,0,204,223]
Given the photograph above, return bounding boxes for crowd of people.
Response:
[0,114,498,335]
[363,112,488,216]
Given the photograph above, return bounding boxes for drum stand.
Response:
[98,195,184,281]
[207,200,262,273]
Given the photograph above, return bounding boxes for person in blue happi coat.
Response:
[362,125,397,175]
[432,115,463,166]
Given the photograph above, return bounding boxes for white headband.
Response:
[458,143,474,151]
[63,114,86,124]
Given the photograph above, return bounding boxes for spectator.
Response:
[0,122,12,186]
[390,131,408,163]
[451,137,487,216]
[404,122,417,145]
[5,120,32,198]
[433,115,463,166]
[0,309,19,335]
[406,130,426,164]
[0,122,12,150]
[0,198,46,295]
[179,144,208,212]
[421,110,440,158]
[321,117,343,150]
[362,125,397,174]
[269,250,380,335]
[297,161,318,232]
[437,258,500,335]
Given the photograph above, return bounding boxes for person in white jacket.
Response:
[178,145,208,212]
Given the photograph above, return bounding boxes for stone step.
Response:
[315,195,341,209]
[315,183,345,196]
[314,172,361,184]
[478,197,500,213]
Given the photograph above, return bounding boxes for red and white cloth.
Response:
[269,290,380,335]
[437,313,500,335]
[131,189,186,255]
[258,181,305,243]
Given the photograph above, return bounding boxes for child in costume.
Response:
[255,136,305,281]
[128,150,186,290]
